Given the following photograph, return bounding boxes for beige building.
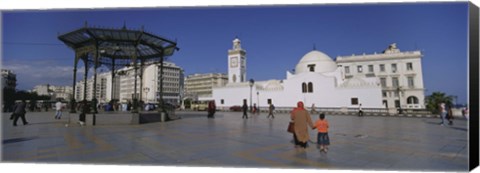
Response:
[336,43,425,109]
[33,84,73,101]
[74,62,183,105]
[185,73,228,100]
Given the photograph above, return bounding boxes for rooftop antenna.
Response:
[84,21,88,28]
[313,44,316,50]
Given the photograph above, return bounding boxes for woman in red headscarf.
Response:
[291,101,314,149]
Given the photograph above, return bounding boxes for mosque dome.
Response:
[263,80,283,91]
[295,50,337,74]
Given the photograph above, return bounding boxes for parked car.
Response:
[229,105,242,112]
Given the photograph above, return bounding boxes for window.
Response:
[408,77,415,88]
[368,65,374,73]
[351,98,359,105]
[406,62,413,71]
[407,96,419,104]
[391,64,397,73]
[394,91,399,97]
[302,83,307,93]
[380,64,385,72]
[221,99,224,104]
[392,77,399,87]
[307,64,316,72]
[344,66,350,74]
[308,82,313,93]
[382,91,387,97]
[267,99,272,105]
[380,78,387,87]
[357,65,363,73]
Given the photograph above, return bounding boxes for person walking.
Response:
[78,100,87,126]
[54,100,63,119]
[291,101,314,150]
[267,103,275,119]
[358,103,363,117]
[463,107,469,120]
[447,104,454,125]
[13,100,28,126]
[207,101,216,119]
[242,100,248,119]
[311,104,317,114]
[313,113,330,153]
[439,102,447,126]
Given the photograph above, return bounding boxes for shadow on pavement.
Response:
[2,137,38,144]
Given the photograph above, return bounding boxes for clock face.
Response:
[230,57,238,68]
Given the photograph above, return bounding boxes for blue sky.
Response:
[1,2,469,104]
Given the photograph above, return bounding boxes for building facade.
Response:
[212,38,383,109]
[141,62,184,105]
[184,73,228,100]
[1,69,17,89]
[33,84,73,101]
[74,62,183,105]
[336,43,425,109]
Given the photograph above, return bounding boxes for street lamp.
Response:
[249,79,255,113]
[257,91,259,113]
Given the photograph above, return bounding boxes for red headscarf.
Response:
[296,101,304,110]
[291,101,305,119]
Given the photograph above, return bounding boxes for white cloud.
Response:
[2,59,84,90]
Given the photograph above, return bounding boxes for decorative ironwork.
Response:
[58,23,178,123]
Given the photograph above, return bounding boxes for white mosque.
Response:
[211,38,384,109]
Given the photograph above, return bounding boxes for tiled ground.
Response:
[1,110,469,172]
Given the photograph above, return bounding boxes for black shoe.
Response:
[24,122,29,125]
[13,124,17,126]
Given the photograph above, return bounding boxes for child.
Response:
[313,113,330,153]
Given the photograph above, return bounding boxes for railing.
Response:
[220,106,434,116]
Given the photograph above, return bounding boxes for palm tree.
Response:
[425,92,453,114]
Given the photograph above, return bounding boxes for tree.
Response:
[425,92,453,114]
[2,88,16,112]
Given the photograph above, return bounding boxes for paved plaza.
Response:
[1,110,469,172]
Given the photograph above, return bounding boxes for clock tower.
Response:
[228,37,247,83]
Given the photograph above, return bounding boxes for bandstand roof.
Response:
[58,25,178,67]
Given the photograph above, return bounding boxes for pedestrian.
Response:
[13,100,28,126]
[439,102,447,126]
[311,104,317,114]
[291,101,315,150]
[207,101,216,118]
[54,100,63,119]
[242,100,248,119]
[358,103,363,117]
[447,104,454,125]
[78,100,86,126]
[462,107,469,120]
[253,103,257,114]
[313,113,330,153]
[44,102,49,112]
[267,103,275,119]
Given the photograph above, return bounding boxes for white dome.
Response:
[263,80,283,91]
[295,50,337,74]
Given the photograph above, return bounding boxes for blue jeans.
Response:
[55,110,62,118]
[317,132,330,145]
[440,112,447,125]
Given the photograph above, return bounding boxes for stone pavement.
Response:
[1,110,469,172]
